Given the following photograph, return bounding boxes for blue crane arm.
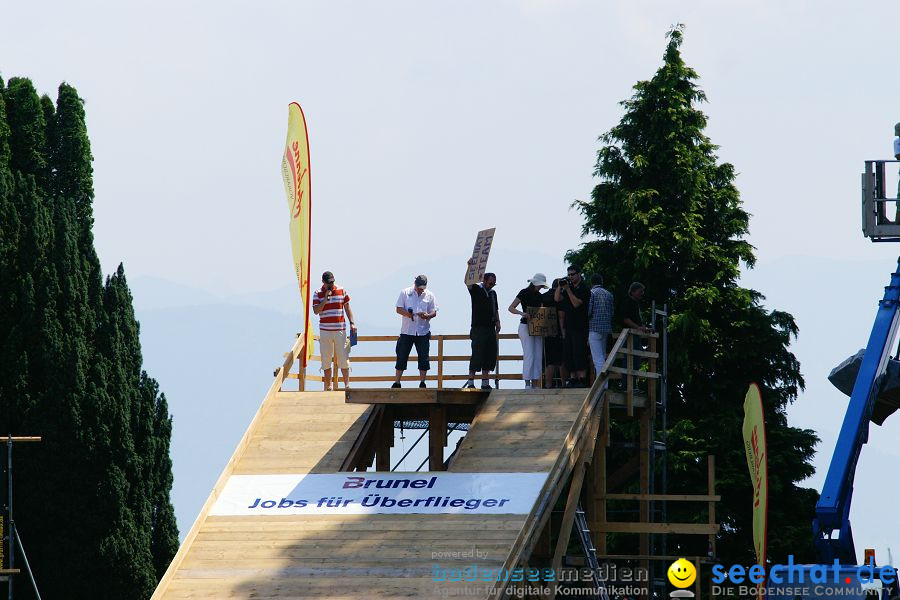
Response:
[813,259,900,564]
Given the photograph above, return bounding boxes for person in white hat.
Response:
[508,273,549,388]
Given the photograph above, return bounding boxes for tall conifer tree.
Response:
[568,26,819,563]
[0,77,177,599]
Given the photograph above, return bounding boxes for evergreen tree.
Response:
[0,77,178,599]
[4,78,49,193]
[146,381,179,579]
[568,26,819,564]
[51,83,95,230]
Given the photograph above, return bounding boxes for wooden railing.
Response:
[282,333,524,390]
[276,328,660,394]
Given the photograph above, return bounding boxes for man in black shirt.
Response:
[541,279,568,388]
[623,281,653,334]
[463,261,501,390]
[555,265,591,387]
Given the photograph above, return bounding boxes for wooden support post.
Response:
[626,332,635,416]
[648,336,657,419]
[437,336,444,389]
[429,405,448,471]
[532,517,553,561]
[333,353,339,391]
[298,362,306,391]
[298,335,307,391]
[375,406,393,471]
[495,333,501,389]
[639,409,651,597]
[340,405,384,471]
[592,399,610,555]
[694,557,702,600]
[549,413,601,600]
[708,455,717,560]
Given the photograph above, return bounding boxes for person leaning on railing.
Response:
[622,281,653,335]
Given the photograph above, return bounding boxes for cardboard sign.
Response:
[465,228,496,286]
[527,306,558,337]
[209,472,549,516]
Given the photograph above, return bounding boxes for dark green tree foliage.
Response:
[0,78,178,598]
[568,27,819,565]
[4,79,49,193]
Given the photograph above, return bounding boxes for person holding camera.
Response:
[312,271,356,391]
[555,265,591,388]
[542,279,568,388]
[392,275,438,388]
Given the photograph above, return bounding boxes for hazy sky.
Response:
[4,0,900,566]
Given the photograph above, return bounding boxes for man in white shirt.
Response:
[392,275,439,388]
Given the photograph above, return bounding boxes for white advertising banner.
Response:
[210,472,548,516]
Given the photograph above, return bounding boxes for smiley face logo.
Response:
[667,558,696,588]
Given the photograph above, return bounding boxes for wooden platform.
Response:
[345,388,488,405]
[152,388,597,599]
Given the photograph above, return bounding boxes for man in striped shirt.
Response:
[312,271,357,391]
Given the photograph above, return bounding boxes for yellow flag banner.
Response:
[742,383,769,570]
[281,102,313,368]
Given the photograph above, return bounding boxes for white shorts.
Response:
[319,330,349,370]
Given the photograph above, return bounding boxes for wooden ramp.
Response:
[152,388,599,600]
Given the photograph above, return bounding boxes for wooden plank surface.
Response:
[451,389,588,473]
[155,387,593,599]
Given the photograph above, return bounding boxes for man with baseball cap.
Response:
[392,275,439,388]
[312,271,356,391]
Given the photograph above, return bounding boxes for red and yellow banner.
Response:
[281,103,313,367]
[742,383,769,570]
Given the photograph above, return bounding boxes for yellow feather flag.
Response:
[280,103,313,368]
[742,383,769,570]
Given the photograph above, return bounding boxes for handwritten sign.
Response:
[465,228,496,286]
[527,307,558,337]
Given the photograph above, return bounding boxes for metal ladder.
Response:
[575,505,611,600]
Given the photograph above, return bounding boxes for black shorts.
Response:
[395,333,431,371]
[544,336,564,367]
[469,325,498,372]
[563,328,589,372]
